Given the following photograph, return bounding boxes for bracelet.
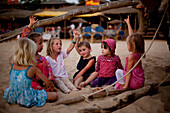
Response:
[72,40,76,44]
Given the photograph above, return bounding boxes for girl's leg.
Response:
[115,69,125,85]
[61,77,78,91]
[46,92,58,101]
[74,76,83,89]
[80,72,98,87]
[55,78,71,94]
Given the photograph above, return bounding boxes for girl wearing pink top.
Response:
[115,16,145,90]
[21,16,55,90]
[80,39,123,87]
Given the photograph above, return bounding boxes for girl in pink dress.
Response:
[21,16,55,90]
[115,16,145,90]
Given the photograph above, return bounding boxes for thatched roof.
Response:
[70,18,88,23]
[102,7,138,14]
[41,0,69,5]
[108,19,124,24]
[0,9,35,18]
[52,5,87,12]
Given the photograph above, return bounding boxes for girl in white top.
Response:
[46,30,79,94]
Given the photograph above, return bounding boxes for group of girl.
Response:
[2,16,145,107]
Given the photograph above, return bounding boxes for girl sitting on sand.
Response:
[2,38,58,107]
[46,30,79,94]
[73,39,96,89]
[80,38,123,87]
[115,16,145,90]
[21,16,55,90]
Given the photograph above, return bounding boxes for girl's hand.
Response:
[28,16,38,28]
[122,85,128,89]
[45,80,55,89]
[73,28,80,38]
[124,15,130,24]
[80,82,86,87]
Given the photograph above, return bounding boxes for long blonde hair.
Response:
[47,37,61,56]
[127,33,145,57]
[13,38,37,66]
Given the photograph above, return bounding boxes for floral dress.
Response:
[31,55,55,90]
[3,64,47,107]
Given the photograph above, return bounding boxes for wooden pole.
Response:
[134,15,137,32]
[0,1,139,42]
[64,20,66,39]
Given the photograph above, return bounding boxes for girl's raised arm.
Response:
[67,29,79,54]
[75,36,80,55]
[124,15,133,36]
[21,16,38,38]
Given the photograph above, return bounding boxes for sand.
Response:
[0,39,170,113]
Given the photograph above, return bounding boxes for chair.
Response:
[80,26,93,42]
[118,30,125,40]
[104,24,122,41]
[91,26,105,43]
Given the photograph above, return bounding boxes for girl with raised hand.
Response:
[20,16,56,90]
[115,16,145,90]
[73,39,96,89]
[46,30,79,94]
[80,38,123,87]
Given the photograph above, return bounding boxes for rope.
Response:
[157,74,170,87]
[82,3,169,100]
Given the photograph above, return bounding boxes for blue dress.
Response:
[3,64,47,107]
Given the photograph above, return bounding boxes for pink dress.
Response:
[21,27,55,90]
[21,26,32,38]
[31,55,55,90]
[115,53,145,90]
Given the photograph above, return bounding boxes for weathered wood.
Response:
[0,0,139,42]
[79,85,157,113]
[52,89,129,106]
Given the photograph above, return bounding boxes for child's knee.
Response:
[53,93,58,100]
[47,92,58,101]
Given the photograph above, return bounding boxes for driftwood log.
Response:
[52,89,129,106]
[0,0,139,42]
[78,85,157,113]
[52,84,157,106]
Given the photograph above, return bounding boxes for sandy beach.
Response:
[0,39,170,113]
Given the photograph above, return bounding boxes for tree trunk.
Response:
[52,89,129,106]
[0,1,139,42]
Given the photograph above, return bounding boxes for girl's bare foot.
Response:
[80,82,86,87]
[76,86,81,90]
[93,87,105,93]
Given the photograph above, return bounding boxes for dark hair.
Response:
[78,41,91,49]
[28,32,42,42]
[102,42,112,53]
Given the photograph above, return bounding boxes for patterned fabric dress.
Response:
[3,64,47,107]
[31,55,55,90]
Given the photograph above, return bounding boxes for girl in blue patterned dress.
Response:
[2,38,58,107]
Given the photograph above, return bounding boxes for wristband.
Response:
[72,40,76,44]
